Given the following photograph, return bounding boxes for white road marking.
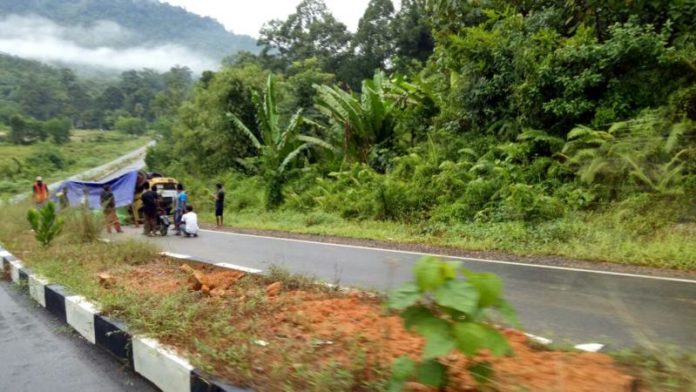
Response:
[524,333,553,345]
[214,262,262,274]
[574,343,604,352]
[199,230,696,284]
[160,252,191,260]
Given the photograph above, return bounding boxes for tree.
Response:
[351,0,395,81]
[60,68,92,127]
[229,75,335,208]
[115,116,147,135]
[98,86,126,112]
[153,66,193,117]
[258,0,351,74]
[390,0,434,73]
[147,65,264,174]
[285,58,335,111]
[8,114,46,145]
[43,118,72,144]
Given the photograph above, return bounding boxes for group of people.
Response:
[32,175,227,238]
[137,182,201,237]
[132,182,226,238]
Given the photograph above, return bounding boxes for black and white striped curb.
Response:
[0,247,250,392]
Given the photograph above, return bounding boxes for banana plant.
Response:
[314,71,396,163]
[228,75,335,208]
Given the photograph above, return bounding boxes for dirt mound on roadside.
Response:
[269,295,635,392]
[180,264,245,296]
[109,260,637,391]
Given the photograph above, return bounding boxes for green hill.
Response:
[0,0,258,60]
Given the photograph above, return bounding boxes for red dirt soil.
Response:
[113,261,637,391]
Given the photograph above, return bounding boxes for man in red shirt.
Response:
[32,176,49,206]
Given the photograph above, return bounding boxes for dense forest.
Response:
[0,53,193,143]
[0,0,258,59]
[146,0,696,268]
[1,0,693,267]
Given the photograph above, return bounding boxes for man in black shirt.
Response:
[140,182,158,236]
[215,183,225,227]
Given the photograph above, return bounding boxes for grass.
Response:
[613,348,696,391]
[0,201,692,391]
[0,130,149,198]
[173,172,695,271]
[197,207,696,271]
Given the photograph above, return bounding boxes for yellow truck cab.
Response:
[149,176,179,214]
[132,173,179,222]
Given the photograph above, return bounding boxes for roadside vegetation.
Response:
[6,203,691,391]
[0,130,149,198]
[144,0,696,270]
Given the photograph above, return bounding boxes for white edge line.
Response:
[160,252,191,260]
[198,230,696,284]
[574,343,605,352]
[215,263,262,275]
[524,333,553,345]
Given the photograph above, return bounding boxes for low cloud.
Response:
[0,15,218,73]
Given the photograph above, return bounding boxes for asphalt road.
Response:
[0,280,156,392]
[123,227,696,350]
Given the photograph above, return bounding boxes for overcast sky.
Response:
[160,0,401,37]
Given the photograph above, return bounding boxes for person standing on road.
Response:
[214,183,225,227]
[100,185,123,234]
[174,183,188,236]
[140,182,158,236]
[32,176,49,207]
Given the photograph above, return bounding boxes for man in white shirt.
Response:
[180,205,199,238]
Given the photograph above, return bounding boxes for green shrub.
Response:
[42,118,72,144]
[24,146,66,175]
[115,116,147,135]
[26,202,64,247]
[387,256,517,390]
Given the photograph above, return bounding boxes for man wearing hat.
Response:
[32,176,49,207]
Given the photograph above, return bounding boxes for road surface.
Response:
[0,280,156,392]
[121,227,696,350]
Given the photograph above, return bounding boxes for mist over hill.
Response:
[0,0,259,73]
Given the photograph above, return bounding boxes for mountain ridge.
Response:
[0,0,259,62]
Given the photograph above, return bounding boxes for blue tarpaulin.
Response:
[54,171,139,209]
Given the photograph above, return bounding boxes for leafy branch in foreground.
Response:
[27,201,64,248]
[387,256,518,391]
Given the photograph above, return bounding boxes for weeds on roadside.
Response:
[614,347,696,391]
[63,204,102,243]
